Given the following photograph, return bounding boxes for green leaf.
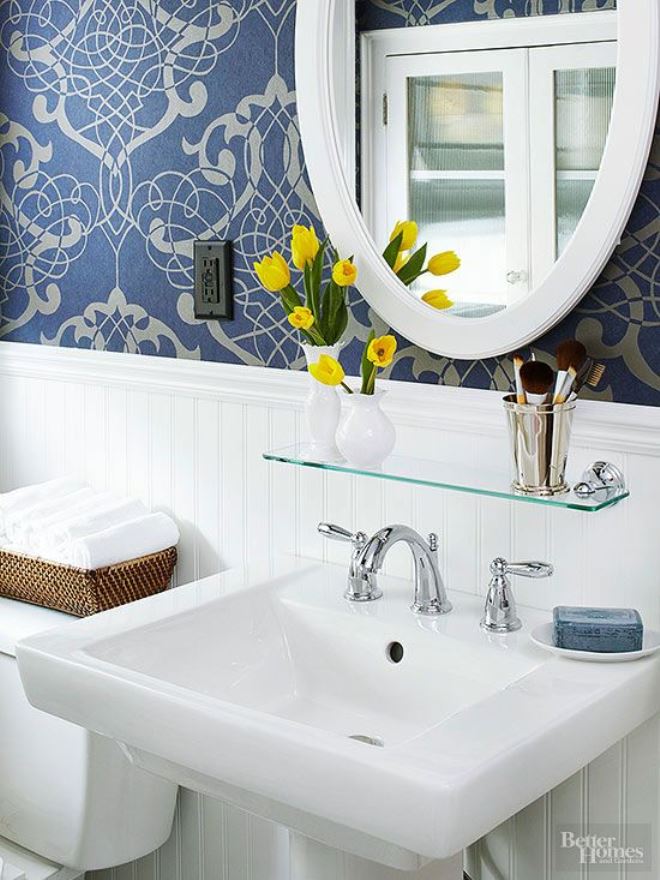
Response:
[397,243,427,286]
[316,279,329,341]
[318,280,332,342]
[334,302,349,345]
[307,324,327,345]
[303,264,312,310]
[280,285,303,315]
[321,279,348,344]
[309,240,326,319]
[361,362,377,396]
[382,232,403,270]
[360,330,375,394]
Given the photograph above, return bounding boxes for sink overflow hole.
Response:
[349,734,385,748]
[386,641,404,664]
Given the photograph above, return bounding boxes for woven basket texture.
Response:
[0,546,177,616]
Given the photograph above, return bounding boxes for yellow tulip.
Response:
[421,290,454,310]
[390,220,418,252]
[308,354,345,387]
[427,251,461,276]
[254,252,291,292]
[287,306,315,330]
[367,334,397,369]
[332,259,358,287]
[291,224,320,270]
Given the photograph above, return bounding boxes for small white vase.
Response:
[302,343,343,461]
[336,391,396,469]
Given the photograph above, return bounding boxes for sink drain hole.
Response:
[348,734,385,748]
[386,641,404,664]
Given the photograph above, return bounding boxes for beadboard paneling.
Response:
[0,342,658,880]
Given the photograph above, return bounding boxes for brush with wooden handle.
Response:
[512,352,526,404]
[572,356,593,394]
[553,367,578,405]
[553,340,586,404]
[520,361,555,405]
[553,340,587,404]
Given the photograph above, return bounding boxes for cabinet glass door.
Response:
[408,72,506,315]
[529,42,617,281]
[555,65,616,256]
[386,50,528,314]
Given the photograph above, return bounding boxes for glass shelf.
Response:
[263,445,629,512]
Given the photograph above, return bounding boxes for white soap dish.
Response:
[530,622,660,663]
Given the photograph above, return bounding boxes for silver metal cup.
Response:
[503,394,576,496]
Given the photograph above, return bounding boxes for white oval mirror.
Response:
[296,0,659,359]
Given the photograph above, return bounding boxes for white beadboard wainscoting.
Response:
[0,341,658,880]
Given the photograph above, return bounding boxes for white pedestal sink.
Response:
[16,559,660,878]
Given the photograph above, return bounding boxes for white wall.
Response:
[0,342,658,880]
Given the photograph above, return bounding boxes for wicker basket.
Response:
[0,546,177,617]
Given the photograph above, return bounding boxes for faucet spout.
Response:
[357,524,452,616]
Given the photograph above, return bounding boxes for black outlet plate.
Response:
[193,240,233,320]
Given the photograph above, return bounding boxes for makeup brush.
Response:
[556,339,586,372]
[572,356,593,394]
[553,339,586,403]
[573,360,606,394]
[585,362,606,388]
[512,352,526,404]
[520,361,555,405]
[553,366,578,405]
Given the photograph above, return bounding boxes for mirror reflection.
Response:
[359,15,616,318]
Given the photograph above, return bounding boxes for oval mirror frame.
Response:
[296,0,660,359]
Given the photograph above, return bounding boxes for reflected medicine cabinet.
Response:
[364,28,616,314]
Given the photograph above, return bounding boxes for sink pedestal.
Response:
[289,834,463,880]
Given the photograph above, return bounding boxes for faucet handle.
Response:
[491,558,553,579]
[317,523,381,602]
[318,523,366,549]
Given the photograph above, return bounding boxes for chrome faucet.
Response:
[481,557,553,633]
[318,523,452,616]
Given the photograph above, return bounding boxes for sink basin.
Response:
[88,569,537,748]
[17,558,660,865]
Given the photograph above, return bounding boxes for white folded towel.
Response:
[3,481,86,542]
[12,488,96,547]
[0,477,82,535]
[37,496,148,553]
[67,512,180,570]
[29,491,117,545]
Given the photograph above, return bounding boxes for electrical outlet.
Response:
[193,241,233,319]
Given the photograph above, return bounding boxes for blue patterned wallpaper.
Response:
[0,0,657,405]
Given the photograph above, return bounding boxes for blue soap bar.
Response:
[553,606,643,653]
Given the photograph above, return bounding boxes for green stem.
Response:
[340,381,354,394]
[368,364,377,395]
[361,362,377,395]
[303,264,312,313]
[306,325,328,345]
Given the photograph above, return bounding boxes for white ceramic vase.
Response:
[302,343,343,461]
[336,391,396,469]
